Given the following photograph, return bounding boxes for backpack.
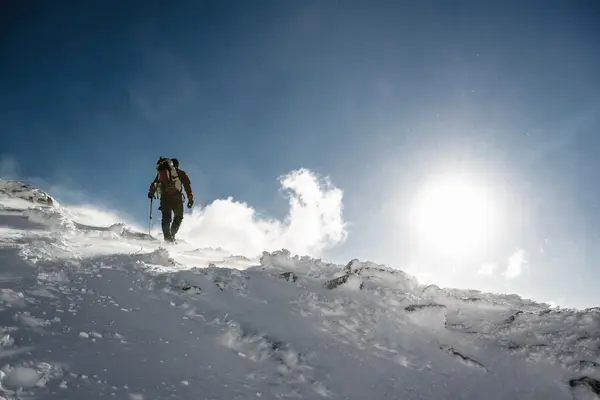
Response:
[155,157,183,198]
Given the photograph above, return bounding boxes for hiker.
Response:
[148,157,194,242]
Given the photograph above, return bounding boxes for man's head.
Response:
[172,158,179,168]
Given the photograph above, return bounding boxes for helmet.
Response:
[172,158,179,168]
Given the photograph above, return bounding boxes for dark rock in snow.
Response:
[325,274,351,290]
[507,342,546,351]
[279,272,298,283]
[181,285,201,294]
[569,376,600,396]
[344,259,412,279]
[405,304,446,312]
[329,258,415,291]
[344,259,361,274]
[324,273,364,290]
[440,345,487,372]
[461,297,482,302]
[504,311,524,324]
[577,360,599,370]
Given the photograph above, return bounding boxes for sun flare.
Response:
[410,174,496,257]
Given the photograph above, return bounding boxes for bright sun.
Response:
[410,174,496,257]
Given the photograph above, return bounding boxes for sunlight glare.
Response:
[410,174,496,257]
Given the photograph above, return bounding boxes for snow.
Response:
[2,367,41,389]
[0,179,599,399]
[0,180,57,208]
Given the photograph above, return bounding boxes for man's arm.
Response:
[179,170,193,201]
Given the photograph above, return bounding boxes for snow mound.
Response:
[0,180,57,207]
[24,207,76,231]
[0,180,155,243]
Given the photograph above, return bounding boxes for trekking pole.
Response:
[148,197,153,236]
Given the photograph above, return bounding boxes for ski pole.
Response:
[149,197,153,236]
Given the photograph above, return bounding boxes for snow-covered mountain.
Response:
[0,179,599,399]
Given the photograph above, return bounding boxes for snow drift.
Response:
[0,179,599,400]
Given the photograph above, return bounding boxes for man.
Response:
[148,158,194,242]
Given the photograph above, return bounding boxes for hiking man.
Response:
[148,157,194,242]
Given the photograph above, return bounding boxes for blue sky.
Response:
[2,1,600,308]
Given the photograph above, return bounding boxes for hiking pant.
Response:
[159,195,184,241]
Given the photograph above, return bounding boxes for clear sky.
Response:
[2,1,600,308]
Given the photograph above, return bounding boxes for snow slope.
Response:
[0,179,599,399]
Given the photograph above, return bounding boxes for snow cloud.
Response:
[62,205,137,228]
[478,263,497,276]
[177,168,347,257]
[504,249,527,279]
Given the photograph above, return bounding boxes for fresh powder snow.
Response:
[0,179,598,399]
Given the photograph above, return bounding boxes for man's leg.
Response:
[160,199,174,242]
[170,200,184,239]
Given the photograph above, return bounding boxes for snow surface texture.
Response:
[0,178,598,399]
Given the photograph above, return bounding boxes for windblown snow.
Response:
[0,179,599,399]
